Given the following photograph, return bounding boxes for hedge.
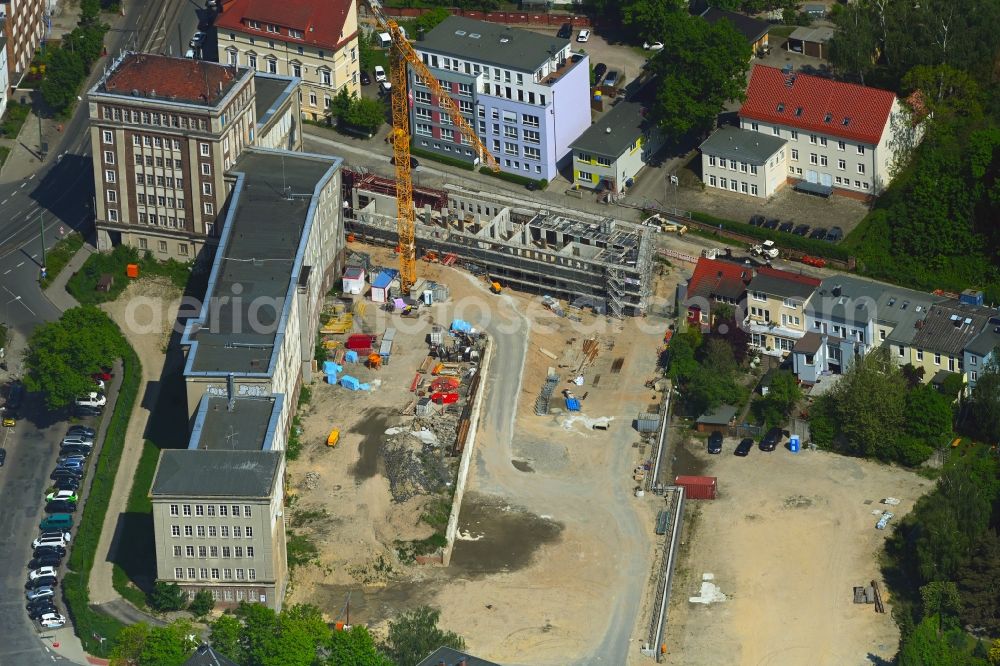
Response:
[62,338,141,656]
[410,145,476,171]
[690,211,852,262]
[479,166,546,189]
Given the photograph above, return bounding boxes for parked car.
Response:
[60,444,92,455]
[707,430,723,454]
[28,603,58,620]
[38,613,66,629]
[25,586,55,602]
[576,29,590,42]
[32,533,70,550]
[0,447,6,466]
[592,62,607,83]
[40,514,74,531]
[53,460,84,471]
[26,597,56,611]
[74,393,106,408]
[66,425,95,438]
[29,554,62,569]
[603,70,620,87]
[359,70,371,85]
[378,80,392,95]
[29,566,59,582]
[56,454,87,464]
[763,218,780,230]
[809,227,828,239]
[734,438,754,456]
[826,226,844,242]
[876,511,894,530]
[792,224,810,236]
[92,369,113,382]
[45,501,77,514]
[33,545,66,559]
[644,41,664,51]
[45,490,80,502]
[189,31,206,48]
[72,405,103,418]
[26,575,58,590]
[779,221,795,233]
[759,427,782,451]
[557,23,572,39]
[749,214,765,227]
[373,65,387,82]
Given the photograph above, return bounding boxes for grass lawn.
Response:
[39,232,85,288]
[0,146,9,167]
[769,25,798,38]
[66,245,197,305]
[0,102,31,138]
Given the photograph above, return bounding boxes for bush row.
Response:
[689,211,852,262]
[410,145,476,171]
[63,340,141,656]
[478,166,546,190]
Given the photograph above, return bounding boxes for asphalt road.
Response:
[0,1,203,663]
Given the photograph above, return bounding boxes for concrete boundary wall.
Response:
[442,335,494,566]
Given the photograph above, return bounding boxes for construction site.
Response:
[341,169,656,317]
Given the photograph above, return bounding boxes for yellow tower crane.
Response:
[366,0,500,292]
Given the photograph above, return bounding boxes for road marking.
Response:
[19,182,26,188]
[15,261,24,268]
[29,174,35,180]
[2,269,10,275]
[1,199,7,205]
[32,254,38,259]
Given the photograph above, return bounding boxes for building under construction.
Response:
[342,169,654,317]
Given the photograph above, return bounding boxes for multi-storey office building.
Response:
[215,0,360,121]
[409,16,590,182]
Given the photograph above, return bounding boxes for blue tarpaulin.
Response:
[566,398,581,411]
[451,319,472,333]
[340,375,361,390]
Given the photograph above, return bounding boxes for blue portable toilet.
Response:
[566,398,581,412]
[789,434,800,453]
[344,350,359,363]
[326,373,338,385]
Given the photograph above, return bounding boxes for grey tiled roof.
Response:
[419,16,568,72]
[152,450,281,498]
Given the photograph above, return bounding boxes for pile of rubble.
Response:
[380,423,454,502]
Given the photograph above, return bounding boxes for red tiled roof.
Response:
[687,257,753,301]
[101,54,241,106]
[755,266,821,288]
[216,0,356,51]
[739,65,897,145]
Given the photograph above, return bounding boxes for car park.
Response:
[373,65,387,82]
[39,613,66,629]
[809,227,828,239]
[557,23,572,39]
[707,430,723,454]
[792,224,810,236]
[360,70,371,85]
[32,533,70,549]
[734,438,754,456]
[40,514,74,531]
[749,214,765,227]
[45,500,77,514]
[25,586,55,602]
[779,221,795,233]
[576,29,590,42]
[763,218,780,230]
[826,226,844,242]
[759,427,782,451]
[592,62,607,83]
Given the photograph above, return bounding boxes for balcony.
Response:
[540,53,586,87]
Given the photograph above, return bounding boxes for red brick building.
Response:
[1,0,47,88]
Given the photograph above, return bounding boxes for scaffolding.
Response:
[344,178,654,316]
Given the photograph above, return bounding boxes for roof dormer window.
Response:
[777,103,785,112]
[824,112,832,122]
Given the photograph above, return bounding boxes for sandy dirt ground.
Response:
[286,242,678,664]
[661,433,933,666]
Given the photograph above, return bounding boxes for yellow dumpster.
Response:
[327,429,340,447]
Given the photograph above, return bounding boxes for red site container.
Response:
[674,475,717,500]
[346,334,377,350]
[431,392,460,405]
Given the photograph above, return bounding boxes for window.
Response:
[934,353,941,365]
[578,170,593,183]
[708,155,717,167]
[971,355,978,366]
[170,504,179,516]
[183,525,193,537]
[740,182,748,193]
[729,159,736,170]
[227,48,238,66]
[222,547,232,558]
[522,114,540,128]
[171,525,181,537]
[199,143,210,157]
[503,142,518,156]
[809,134,817,144]
[104,150,115,164]
[173,545,182,557]
[182,505,192,516]
[221,526,230,537]
[819,137,827,147]
[102,130,113,144]
[739,162,747,173]
[720,177,727,189]
[236,569,246,580]
[709,175,717,187]
[772,127,780,136]
[837,141,845,151]
[503,125,518,139]
[207,506,216,516]
[415,90,431,104]
[291,62,302,78]
[247,546,255,558]
[245,526,253,538]
[248,53,257,69]
[415,123,432,137]
[790,130,798,140]
[201,162,212,176]
[916,350,924,361]
[186,545,195,557]
[224,569,233,580]
[838,159,846,170]
[750,184,758,196]
[820,155,828,167]
[458,83,473,97]
[135,155,142,166]
[857,163,866,174]
[750,165,758,175]
[809,153,818,165]
[178,244,189,257]
[175,568,184,579]
[202,182,213,196]
[106,189,118,203]
[524,146,540,161]
[857,145,865,155]
[320,69,331,85]
[211,568,220,579]
[235,546,244,557]
[440,128,454,142]
[197,525,205,537]
[210,546,219,557]
[415,107,431,121]
[790,149,798,161]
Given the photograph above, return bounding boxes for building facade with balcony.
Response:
[215,0,360,121]
[739,65,917,199]
[1,0,46,89]
[408,16,590,182]
[742,267,820,356]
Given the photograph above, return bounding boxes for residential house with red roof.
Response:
[681,256,754,329]
[215,0,360,121]
[735,65,916,199]
[742,266,821,356]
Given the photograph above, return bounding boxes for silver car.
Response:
[25,586,55,602]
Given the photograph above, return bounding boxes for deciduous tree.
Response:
[382,606,465,666]
[326,626,392,666]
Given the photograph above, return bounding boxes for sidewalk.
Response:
[43,244,92,313]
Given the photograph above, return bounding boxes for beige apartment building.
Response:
[742,267,821,357]
[1,0,46,88]
[87,53,257,260]
[151,449,287,609]
[215,0,360,121]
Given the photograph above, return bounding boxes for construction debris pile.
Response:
[380,424,453,502]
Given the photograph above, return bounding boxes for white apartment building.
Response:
[699,125,787,198]
[738,65,916,199]
[215,0,360,121]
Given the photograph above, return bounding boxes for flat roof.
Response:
[570,100,649,158]
[788,26,835,43]
[419,16,569,72]
[700,7,770,43]
[182,149,341,375]
[188,394,284,451]
[254,73,298,130]
[700,126,786,166]
[152,450,281,498]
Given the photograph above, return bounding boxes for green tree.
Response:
[345,97,386,133]
[411,7,450,35]
[148,582,187,612]
[383,606,465,666]
[110,623,152,666]
[327,626,393,666]
[358,32,377,71]
[902,64,984,122]
[665,328,700,381]
[904,384,953,447]
[187,590,215,618]
[921,581,962,636]
[621,0,684,44]
[209,603,331,666]
[41,48,86,112]
[648,14,750,138]
[807,394,837,448]
[139,620,199,666]
[208,615,243,663]
[24,306,126,409]
[331,87,353,124]
[898,615,959,666]
[827,5,878,84]
[956,530,1000,636]
[828,346,906,459]
[757,370,802,427]
[990,638,1000,664]
[968,350,1000,443]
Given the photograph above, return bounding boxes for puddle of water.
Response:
[315,580,430,624]
[670,436,708,478]
[511,459,534,473]
[450,493,563,576]
[349,407,396,481]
